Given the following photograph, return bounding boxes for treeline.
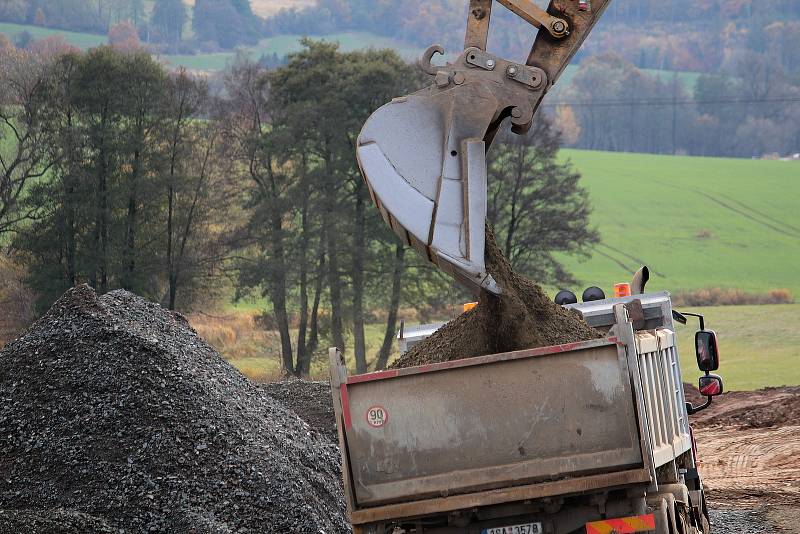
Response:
[0,0,262,51]
[268,0,800,76]
[558,52,800,157]
[3,45,237,312]
[0,41,595,373]
[1,0,148,34]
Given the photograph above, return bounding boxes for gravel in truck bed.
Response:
[391,225,600,369]
[0,285,349,533]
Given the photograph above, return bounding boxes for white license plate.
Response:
[482,522,542,534]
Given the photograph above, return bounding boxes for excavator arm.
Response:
[356,0,612,295]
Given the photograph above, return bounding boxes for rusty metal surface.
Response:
[496,0,570,38]
[526,0,614,85]
[341,342,643,507]
[329,349,358,514]
[349,468,651,525]
[465,0,493,50]
[348,337,620,385]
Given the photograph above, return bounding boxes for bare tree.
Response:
[374,242,405,370]
[0,48,58,238]
[487,115,599,286]
[224,58,296,375]
[162,98,234,310]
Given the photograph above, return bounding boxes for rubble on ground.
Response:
[692,386,800,430]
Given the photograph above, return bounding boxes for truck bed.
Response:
[331,337,647,509]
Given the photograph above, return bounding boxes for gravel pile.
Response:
[0,285,349,533]
[0,509,115,533]
[261,381,337,443]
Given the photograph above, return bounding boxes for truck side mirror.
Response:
[699,374,724,397]
[695,330,720,372]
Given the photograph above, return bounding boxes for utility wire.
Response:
[541,96,800,108]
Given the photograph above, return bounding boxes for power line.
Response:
[541,96,800,108]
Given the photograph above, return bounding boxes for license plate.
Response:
[482,522,542,534]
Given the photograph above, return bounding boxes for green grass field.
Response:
[160,31,425,71]
[558,65,700,92]
[0,22,426,70]
[0,22,107,49]
[557,150,800,298]
[675,304,799,391]
[219,322,394,380]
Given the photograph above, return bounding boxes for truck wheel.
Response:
[675,503,699,534]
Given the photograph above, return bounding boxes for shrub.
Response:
[672,287,795,307]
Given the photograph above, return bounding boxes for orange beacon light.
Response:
[614,283,632,298]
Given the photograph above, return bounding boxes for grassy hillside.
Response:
[557,65,700,92]
[0,21,703,92]
[181,0,313,18]
[162,31,426,71]
[0,22,106,48]
[558,150,800,298]
[675,303,800,391]
[0,22,429,70]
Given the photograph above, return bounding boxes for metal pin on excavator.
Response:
[356,0,611,295]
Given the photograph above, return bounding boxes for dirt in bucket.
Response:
[391,225,601,369]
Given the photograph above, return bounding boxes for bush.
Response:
[672,287,795,307]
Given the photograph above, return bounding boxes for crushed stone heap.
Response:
[0,285,348,534]
[261,381,337,444]
[392,226,600,369]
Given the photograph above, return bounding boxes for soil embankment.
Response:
[690,386,800,508]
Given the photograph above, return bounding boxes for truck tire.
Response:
[675,502,700,534]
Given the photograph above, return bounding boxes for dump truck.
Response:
[328,289,724,534]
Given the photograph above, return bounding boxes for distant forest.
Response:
[268,0,800,158]
[0,0,263,51]
[3,0,800,75]
[269,0,800,75]
[1,0,799,157]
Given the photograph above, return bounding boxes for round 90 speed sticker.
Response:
[366,406,388,428]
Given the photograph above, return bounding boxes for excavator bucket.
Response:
[357,80,501,295]
[356,0,611,295]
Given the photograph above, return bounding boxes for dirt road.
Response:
[689,386,800,532]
